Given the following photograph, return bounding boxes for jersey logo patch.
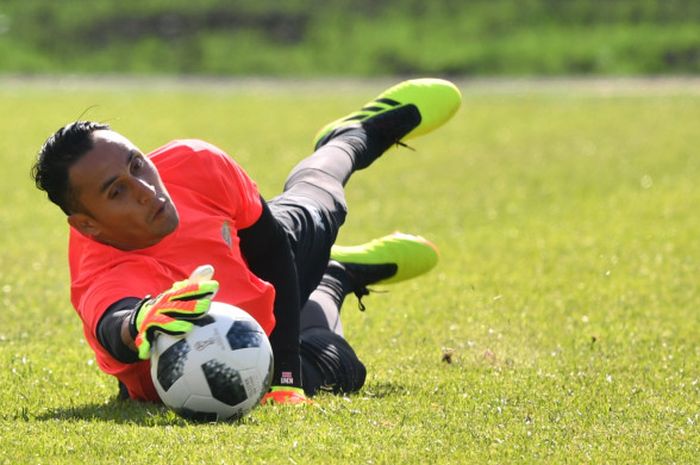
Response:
[221,221,233,248]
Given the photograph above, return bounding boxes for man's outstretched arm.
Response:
[97,297,141,363]
[96,272,219,362]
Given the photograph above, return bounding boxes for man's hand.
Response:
[133,265,219,360]
[261,386,311,405]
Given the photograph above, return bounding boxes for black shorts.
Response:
[268,183,347,305]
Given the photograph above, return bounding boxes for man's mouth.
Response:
[151,200,167,222]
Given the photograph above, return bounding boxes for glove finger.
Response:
[138,313,194,340]
[156,319,195,335]
[161,311,210,322]
[167,280,219,302]
[188,264,215,283]
[159,297,213,320]
[137,338,152,360]
[138,319,194,360]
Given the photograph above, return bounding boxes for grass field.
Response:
[1,78,699,464]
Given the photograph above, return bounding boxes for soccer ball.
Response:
[150,301,274,422]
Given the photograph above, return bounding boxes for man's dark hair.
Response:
[32,121,111,215]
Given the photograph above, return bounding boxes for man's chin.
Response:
[150,217,178,246]
[164,208,179,234]
[153,202,179,236]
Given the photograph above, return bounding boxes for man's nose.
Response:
[134,178,156,204]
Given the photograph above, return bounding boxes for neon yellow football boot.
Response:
[313,78,462,150]
[330,232,439,286]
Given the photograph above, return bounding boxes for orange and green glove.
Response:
[261,386,311,405]
[132,265,219,360]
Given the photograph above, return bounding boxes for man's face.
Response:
[67,130,179,250]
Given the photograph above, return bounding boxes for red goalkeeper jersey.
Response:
[69,139,274,401]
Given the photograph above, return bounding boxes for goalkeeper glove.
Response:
[132,265,219,360]
[261,386,311,405]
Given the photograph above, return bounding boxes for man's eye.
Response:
[131,157,144,173]
[109,187,121,199]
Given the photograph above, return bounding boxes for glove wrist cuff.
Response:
[129,295,152,339]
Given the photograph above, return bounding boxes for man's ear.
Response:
[68,213,100,237]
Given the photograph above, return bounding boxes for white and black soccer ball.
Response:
[150,301,273,422]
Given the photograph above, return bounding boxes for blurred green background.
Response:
[0,0,698,77]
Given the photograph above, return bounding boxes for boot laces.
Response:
[353,286,388,312]
[395,140,415,151]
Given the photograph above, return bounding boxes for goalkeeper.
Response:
[32,79,461,404]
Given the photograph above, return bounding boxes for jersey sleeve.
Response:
[73,254,174,338]
[151,140,263,229]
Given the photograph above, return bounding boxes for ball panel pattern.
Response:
[191,314,216,327]
[156,338,190,392]
[225,320,264,350]
[201,359,248,406]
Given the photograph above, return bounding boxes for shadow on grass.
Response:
[32,397,181,426]
[27,383,410,423]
